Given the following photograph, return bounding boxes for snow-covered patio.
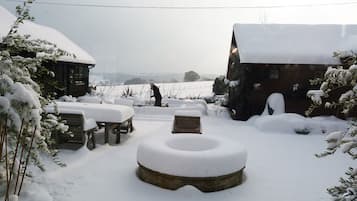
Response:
[21,107,353,201]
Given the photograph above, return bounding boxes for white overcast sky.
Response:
[1,0,357,75]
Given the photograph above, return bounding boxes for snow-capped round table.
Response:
[136,134,247,192]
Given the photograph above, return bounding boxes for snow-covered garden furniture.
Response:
[45,109,98,150]
[172,110,202,134]
[51,101,135,144]
[137,135,247,192]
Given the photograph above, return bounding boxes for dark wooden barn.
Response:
[226,24,357,120]
[0,5,96,97]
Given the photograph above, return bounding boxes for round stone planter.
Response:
[136,135,247,192]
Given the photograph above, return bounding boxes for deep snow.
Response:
[17,105,354,201]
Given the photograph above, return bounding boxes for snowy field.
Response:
[96,81,214,99]
[18,105,353,201]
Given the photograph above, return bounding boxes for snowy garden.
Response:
[5,98,354,201]
[0,1,356,201]
[1,78,355,201]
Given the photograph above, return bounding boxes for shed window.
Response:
[269,69,279,79]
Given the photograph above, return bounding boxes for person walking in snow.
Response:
[150,83,162,107]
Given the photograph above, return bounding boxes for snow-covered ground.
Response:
[7,81,352,201]
[18,105,353,201]
[96,81,214,99]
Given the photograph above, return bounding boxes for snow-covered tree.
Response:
[0,1,69,198]
[213,76,227,95]
[307,52,357,201]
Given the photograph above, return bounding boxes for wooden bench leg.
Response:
[116,123,121,144]
[90,131,96,149]
[129,118,134,132]
[104,123,109,144]
[86,131,96,150]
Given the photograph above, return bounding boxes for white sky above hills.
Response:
[1,0,357,74]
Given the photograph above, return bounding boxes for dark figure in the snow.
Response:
[150,83,162,106]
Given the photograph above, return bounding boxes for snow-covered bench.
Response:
[52,101,135,144]
[44,108,98,150]
[172,110,202,134]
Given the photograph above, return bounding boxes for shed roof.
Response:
[233,24,357,65]
[0,6,96,65]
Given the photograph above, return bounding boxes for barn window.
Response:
[269,69,279,79]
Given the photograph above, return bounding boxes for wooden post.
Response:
[13,136,26,195]
[5,119,24,200]
[116,123,121,144]
[4,122,9,201]
[17,126,37,196]
[129,118,134,132]
[104,123,109,144]
[86,130,96,150]
[0,122,3,159]
[0,115,8,161]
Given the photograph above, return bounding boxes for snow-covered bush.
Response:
[307,52,357,201]
[0,1,69,198]
[212,76,227,95]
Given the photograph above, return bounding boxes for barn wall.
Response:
[227,63,332,120]
[224,31,344,120]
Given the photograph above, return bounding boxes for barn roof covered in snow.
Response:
[0,6,96,65]
[233,24,357,65]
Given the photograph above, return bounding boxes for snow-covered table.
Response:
[50,102,135,144]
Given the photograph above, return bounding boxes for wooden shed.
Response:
[45,60,95,97]
[226,24,357,120]
[0,6,96,97]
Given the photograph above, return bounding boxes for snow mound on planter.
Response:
[137,135,247,177]
[248,113,348,134]
[261,93,285,115]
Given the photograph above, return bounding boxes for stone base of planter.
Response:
[137,163,244,192]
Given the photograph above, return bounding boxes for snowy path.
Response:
[25,114,353,201]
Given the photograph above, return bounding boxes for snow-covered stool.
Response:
[137,135,247,192]
[172,110,202,134]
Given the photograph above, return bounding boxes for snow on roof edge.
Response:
[233,23,357,65]
[0,6,96,65]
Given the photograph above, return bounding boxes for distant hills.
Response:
[90,72,218,85]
